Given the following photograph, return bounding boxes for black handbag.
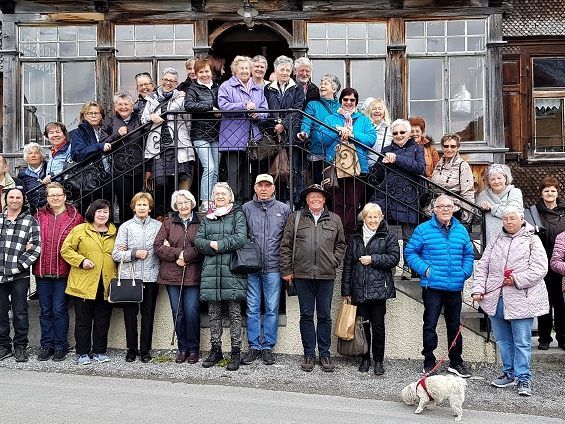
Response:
[108,260,144,304]
[230,237,263,274]
[247,128,280,161]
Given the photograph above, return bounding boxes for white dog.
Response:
[401,374,467,422]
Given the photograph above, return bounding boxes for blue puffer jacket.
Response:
[300,98,340,156]
[321,111,376,173]
[404,214,474,292]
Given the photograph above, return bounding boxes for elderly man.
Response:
[404,194,474,378]
[252,55,269,87]
[241,174,291,365]
[0,155,17,210]
[0,187,41,362]
[294,57,320,107]
[133,72,155,119]
[280,184,346,372]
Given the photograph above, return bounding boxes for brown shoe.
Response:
[187,352,199,364]
[175,351,188,364]
[320,357,335,372]
[301,356,315,372]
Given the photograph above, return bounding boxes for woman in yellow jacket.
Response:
[61,199,117,365]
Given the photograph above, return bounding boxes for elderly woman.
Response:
[112,192,162,363]
[321,88,376,238]
[531,176,565,350]
[341,203,400,375]
[194,182,247,371]
[364,98,392,161]
[102,91,144,222]
[371,119,425,260]
[70,101,108,163]
[143,67,195,217]
[184,58,221,212]
[44,122,72,179]
[61,199,117,365]
[550,231,565,345]
[409,116,439,178]
[476,164,523,244]
[17,142,48,208]
[471,205,549,396]
[154,190,202,364]
[298,74,341,184]
[33,182,83,362]
[218,56,268,202]
[251,55,268,87]
[133,72,155,119]
[430,133,475,222]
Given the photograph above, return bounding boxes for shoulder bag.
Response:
[230,212,263,275]
[108,256,144,303]
[286,210,301,297]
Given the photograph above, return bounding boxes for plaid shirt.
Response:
[0,207,41,283]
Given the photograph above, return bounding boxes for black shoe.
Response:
[226,349,241,371]
[374,361,385,375]
[538,342,550,350]
[447,363,471,378]
[14,345,29,363]
[202,345,223,368]
[38,347,55,361]
[27,290,39,301]
[262,349,276,365]
[140,352,152,363]
[125,350,137,362]
[0,345,13,361]
[358,357,371,373]
[241,348,261,365]
[52,349,68,362]
[320,357,335,372]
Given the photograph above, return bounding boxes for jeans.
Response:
[357,299,387,362]
[123,282,159,354]
[193,139,219,203]
[294,278,334,358]
[36,277,69,350]
[166,285,200,353]
[246,272,281,350]
[489,297,533,382]
[0,278,30,348]
[421,287,463,368]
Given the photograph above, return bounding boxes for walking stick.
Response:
[171,264,188,346]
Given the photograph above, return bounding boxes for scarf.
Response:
[156,87,174,103]
[206,203,234,220]
[50,140,69,156]
[338,107,357,130]
[362,223,377,247]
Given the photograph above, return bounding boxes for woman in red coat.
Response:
[33,182,83,362]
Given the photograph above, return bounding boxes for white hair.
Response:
[502,204,524,219]
[23,142,44,160]
[391,119,411,134]
[485,163,513,186]
[433,194,455,208]
[161,67,178,78]
[212,182,235,204]
[113,90,134,105]
[273,55,294,70]
[320,74,341,93]
[294,57,312,70]
[170,190,196,211]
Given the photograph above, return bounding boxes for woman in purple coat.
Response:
[218,56,268,203]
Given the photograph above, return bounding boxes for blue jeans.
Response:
[166,285,200,353]
[0,278,30,348]
[295,278,334,358]
[246,272,281,350]
[421,287,463,369]
[193,139,219,203]
[489,297,533,382]
[36,277,69,350]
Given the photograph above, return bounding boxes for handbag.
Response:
[269,148,291,183]
[247,129,280,161]
[321,164,339,189]
[333,298,357,340]
[230,237,263,274]
[334,142,361,178]
[108,259,143,304]
[337,317,368,357]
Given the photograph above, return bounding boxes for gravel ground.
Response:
[1,348,564,420]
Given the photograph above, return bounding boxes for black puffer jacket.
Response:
[184,81,220,142]
[341,221,400,303]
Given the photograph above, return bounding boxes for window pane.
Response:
[39,27,57,41]
[533,59,565,88]
[63,62,95,103]
[427,21,445,36]
[447,37,465,52]
[79,41,96,57]
[368,39,386,55]
[467,19,486,36]
[175,41,194,56]
[308,23,326,39]
[155,40,173,56]
[39,43,57,57]
[406,22,424,37]
[427,37,445,53]
[59,42,77,57]
[24,105,56,144]
[351,60,385,103]
[118,62,153,97]
[348,23,366,38]
[20,43,38,57]
[328,39,346,55]
[155,25,174,39]
[347,40,366,55]
[449,57,483,100]
[467,36,485,52]
[367,23,386,39]
[308,39,327,55]
[409,101,443,141]
[78,26,96,40]
[20,27,37,42]
[535,99,564,152]
[116,41,135,57]
[409,59,443,100]
[450,100,484,141]
[406,38,425,54]
[175,24,193,40]
[116,25,134,40]
[311,60,345,93]
[63,104,84,130]
[136,41,154,56]
[59,26,77,41]
[447,20,465,36]
[23,62,56,104]
[328,24,346,38]
[135,25,154,41]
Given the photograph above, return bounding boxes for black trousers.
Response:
[538,269,565,345]
[113,173,144,224]
[123,282,160,354]
[221,151,250,203]
[357,299,387,362]
[73,281,113,355]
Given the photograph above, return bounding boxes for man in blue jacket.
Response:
[405,194,474,378]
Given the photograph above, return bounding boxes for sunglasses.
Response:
[392,131,407,136]
[135,72,152,78]
[342,98,356,103]
[443,144,458,149]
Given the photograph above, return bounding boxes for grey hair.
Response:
[433,194,455,208]
[170,190,196,211]
[23,142,44,160]
[484,163,513,186]
[161,67,178,78]
[502,204,525,219]
[273,55,294,70]
[252,55,268,65]
[320,74,341,94]
[112,90,134,105]
[391,119,411,134]
[212,182,235,203]
[230,55,253,73]
[294,57,312,70]
[184,57,196,69]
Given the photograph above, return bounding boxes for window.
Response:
[406,20,487,142]
[116,24,194,96]
[532,58,565,153]
[19,25,97,145]
[307,22,387,103]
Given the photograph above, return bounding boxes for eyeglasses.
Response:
[135,72,152,78]
[435,204,454,210]
[161,78,178,85]
[176,201,192,207]
[342,98,356,103]
[137,82,153,88]
[47,193,65,198]
[85,111,101,116]
[392,131,407,136]
[443,144,458,149]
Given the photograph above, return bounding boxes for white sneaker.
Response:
[93,353,110,363]
[77,354,91,365]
